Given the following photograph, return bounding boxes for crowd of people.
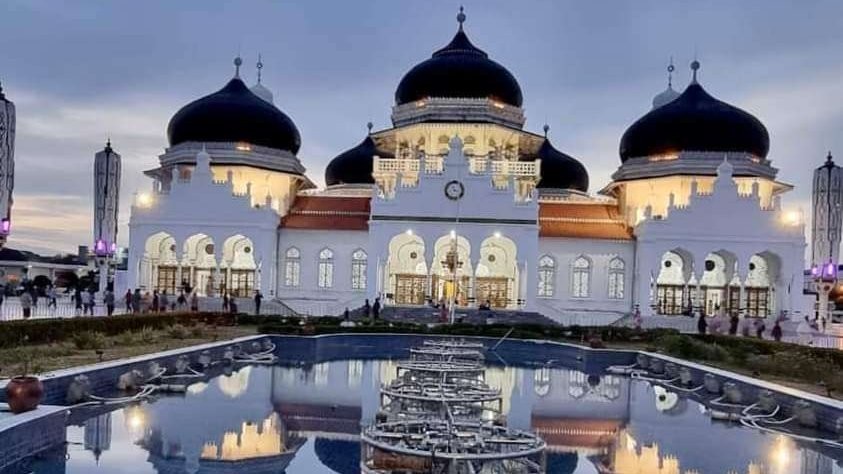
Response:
[11,282,115,319]
[122,281,264,316]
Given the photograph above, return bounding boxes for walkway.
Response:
[618,313,843,350]
[0,295,296,322]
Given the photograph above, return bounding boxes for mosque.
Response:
[126,9,806,324]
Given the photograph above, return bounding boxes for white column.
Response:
[517,260,527,309]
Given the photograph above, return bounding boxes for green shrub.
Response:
[71,331,107,350]
[167,324,189,340]
[189,325,205,338]
[113,330,142,346]
[0,313,236,349]
[138,327,158,344]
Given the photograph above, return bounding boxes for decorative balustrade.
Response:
[374,155,538,177]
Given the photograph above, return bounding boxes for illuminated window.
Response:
[572,256,591,298]
[537,255,556,297]
[351,249,367,291]
[318,248,334,289]
[284,247,300,287]
[608,257,625,299]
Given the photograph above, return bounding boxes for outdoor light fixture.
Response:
[450,230,456,239]
[136,192,153,207]
[783,210,800,226]
[406,229,413,236]
[493,231,501,238]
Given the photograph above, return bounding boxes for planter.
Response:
[5,376,44,414]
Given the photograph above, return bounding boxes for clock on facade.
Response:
[444,180,465,200]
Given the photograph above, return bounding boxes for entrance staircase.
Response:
[358,305,560,327]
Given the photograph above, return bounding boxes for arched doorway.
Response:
[655,250,691,315]
[700,252,734,316]
[474,235,518,308]
[431,234,472,306]
[221,235,257,297]
[744,253,778,318]
[387,233,427,305]
[182,234,217,296]
[142,232,177,293]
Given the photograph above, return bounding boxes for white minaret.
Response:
[0,79,16,248]
[93,140,121,298]
[811,152,843,269]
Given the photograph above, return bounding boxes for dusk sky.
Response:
[2,0,842,255]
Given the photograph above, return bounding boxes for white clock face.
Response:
[445,180,464,200]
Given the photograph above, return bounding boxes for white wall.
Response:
[536,237,635,325]
[276,228,369,315]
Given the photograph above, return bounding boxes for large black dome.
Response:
[325,129,393,186]
[395,11,523,107]
[167,76,301,154]
[619,72,769,162]
[535,138,589,192]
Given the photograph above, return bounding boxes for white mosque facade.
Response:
[127,12,807,324]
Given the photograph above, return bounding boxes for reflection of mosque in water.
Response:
[115,362,840,474]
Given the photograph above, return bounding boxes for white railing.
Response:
[375,155,538,178]
[374,156,445,175]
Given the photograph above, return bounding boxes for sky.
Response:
[1,0,843,255]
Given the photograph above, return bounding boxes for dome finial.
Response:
[667,57,675,88]
[105,135,112,152]
[690,59,700,84]
[256,54,263,84]
[366,121,373,134]
[233,55,243,78]
[828,151,834,163]
[543,123,549,138]
[457,6,466,30]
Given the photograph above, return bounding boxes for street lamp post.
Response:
[811,262,836,331]
[0,80,16,250]
[93,140,121,311]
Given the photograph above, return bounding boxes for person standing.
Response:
[74,287,83,316]
[176,291,186,310]
[104,289,115,316]
[754,318,766,339]
[363,299,371,318]
[47,285,57,310]
[190,291,199,312]
[771,321,783,342]
[159,290,169,313]
[372,297,381,320]
[696,311,707,335]
[254,290,263,315]
[132,289,142,314]
[728,312,739,336]
[222,292,230,313]
[82,290,93,316]
[632,305,642,330]
[20,290,32,319]
[152,290,160,313]
[125,289,133,312]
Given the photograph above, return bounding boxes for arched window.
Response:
[608,257,625,299]
[572,256,591,298]
[537,255,556,297]
[318,248,334,288]
[351,249,367,291]
[284,247,300,287]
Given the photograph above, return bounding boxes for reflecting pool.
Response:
[3,360,842,474]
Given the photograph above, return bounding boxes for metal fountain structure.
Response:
[360,339,546,473]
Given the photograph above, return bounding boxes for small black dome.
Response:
[619,81,769,162]
[167,77,301,154]
[395,19,522,107]
[325,132,392,186]
[535,139,589,192]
